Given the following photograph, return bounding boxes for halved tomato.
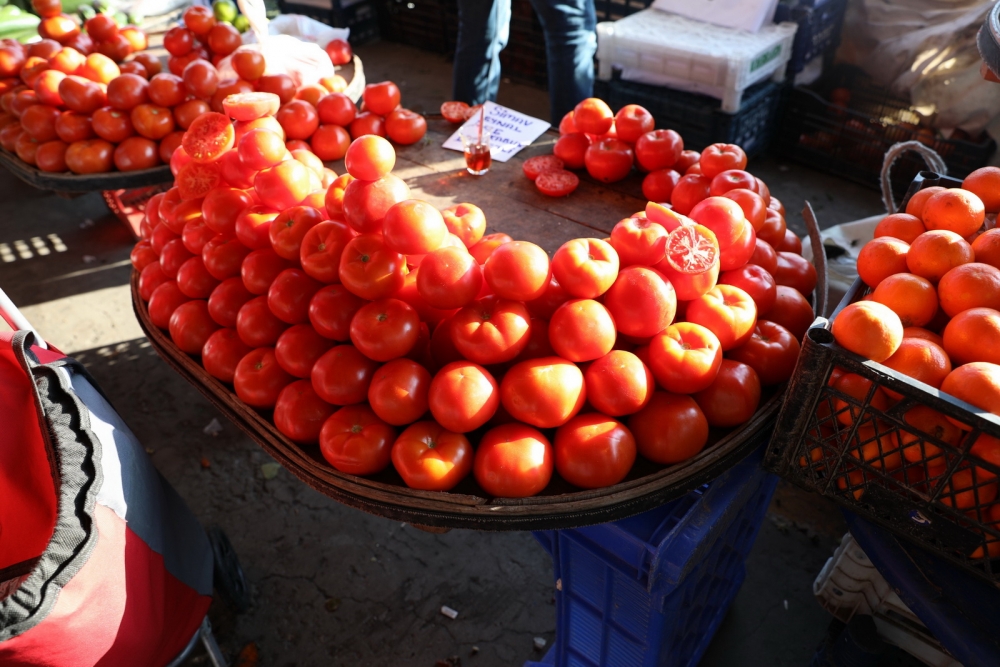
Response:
[181,111,234,163]
[223,91,280,121]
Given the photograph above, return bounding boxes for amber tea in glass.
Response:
[460,125,491,176]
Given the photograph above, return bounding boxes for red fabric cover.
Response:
[0,333,60,571]
[0,505,211,667]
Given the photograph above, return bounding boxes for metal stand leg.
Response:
[200,617,228,667]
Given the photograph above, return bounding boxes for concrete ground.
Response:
[0,42,900,667]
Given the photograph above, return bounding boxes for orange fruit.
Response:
[905,185,945,220]
[873,212,925,244]
[940,362,1000,428]
[831,372,890,426]
[835,467,866,500]
[971,502,1000,559]
[903,326,943,347]
[922,188,986,237]
[940,465,998,510]
[937,262,1000,317]
[943,307,1000,365]
[900,405,959,466]
[962,166,1000,214]
[905,230,974,283]
[856,237,909,287]
[880,338,951,399]
[830,301,903,363]
[848,423,902,471]
[971,229,1000,269]
[869,273,937,327]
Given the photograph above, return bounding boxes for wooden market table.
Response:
[133,116,807,531]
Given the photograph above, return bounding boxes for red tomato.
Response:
[685,284,757,351]
[383,199,448,255]
[338,233,406,300]
[233,347,294,408]
[300,219,355,283]
[163,26,194,57]
[276,99,319,140]
[311,345,379,405]
[58,75,105,113]
[693,359,761,427]
[708,169,757,197]
[689,196,745,249]
[308,284,366,341]
[268,268,322,324]
[776,228,803,255]
[113,136,159,171]
[500,356,585,428]
[31,0,61,19]
[131,103,174,140]
[584,138,633,183]
[324,38,352,65]
[572,97,613,135]
[641,169,680,203]
[54,110,94,143]
[130,241,157,272]
[585,350,655,416]
[344,134,395,180]
[176,256,220,298]
[148,281,191,328]
[202,327,252,382]
[159,130,184,163]
[749,238,779,275]
[767,285,814,341]
[440,203,486,248]
[20,104,59,142]
[33,69,66,107]
[522,155,565,181]
[469,232,513,265]
[236,295,289,347]
[147,73,186,107]
[176,160,222,201]
[310,124,350,161]
[168,300,219,353]
[274,324,333,378]
[723,188,766,232]
[774,251,817,296]
[237,127,284,170]
[323,173,354,216]
[222,90,280,121]
[348,110,385,139]
[317,91,356,125]
[551,237,619,299]
[181,58,218,99]
[473,423,553,497]
[268,205,323,261]
[548,298,616,362]
[614,104,654,144]
[416,246,483,309]
[727,320,800,386]
[758,208,787,247]
[183,6,216,36]
[699,143,747,179]
[628,392,709,464]
[202,187,254,236]
[484,240,551,301]
[35,138,68,172]
[535,169,579,197]
[367,358,431,425]
[554,413,636,489]
[385,108,426,145]
[319,405,395,474]
[447,295,528,364]
[391,421,473,491]
[428,361,499,432]
[273,380,335,444]
[635,129,682,171]
[349,298,419,361]
[719,263,776,315]
[602,266,677,338]
[648,322,722,393]
[132,52,161,77]
[670,174,711,215]
[719,221,756,272]
[440,100,469,123]
[362,80,400,116]
[182,110,234,163]
[91,106,134,143]
[207,23,241,57]
[342,174,410,234]
[609,215,667,267]
[255,73,296,105]
[208,276,253,327]
[254,159,311,210]
[553,132,590,169]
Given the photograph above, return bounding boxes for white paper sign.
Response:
[442,101,550,163]
[651,0,779,34]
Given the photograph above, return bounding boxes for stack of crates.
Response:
[526,450,778,667]
[276,0,380,45]
[773,0,849,85]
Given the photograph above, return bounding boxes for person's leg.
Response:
[527,0,596,122]
[453,0,512,105]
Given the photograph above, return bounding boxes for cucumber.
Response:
[0,4,23,18]
[0,15,40,35]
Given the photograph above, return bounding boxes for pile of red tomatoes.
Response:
[132,91,817,498]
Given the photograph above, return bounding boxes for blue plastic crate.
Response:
[593,73,782,159]
[773,0,848,74]
[527,449,778,667]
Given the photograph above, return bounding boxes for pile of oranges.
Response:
[826,166,1000,555]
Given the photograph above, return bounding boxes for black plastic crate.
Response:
[277,0,379,45]
[594,0,653,21]
[773,0,848,74]
[594,71,782,158]
[772,65,996,203]
[375,0,453,54]
[765,172,1000,586]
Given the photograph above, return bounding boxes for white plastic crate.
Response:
[813,534,963,667]
[595,9,797,112]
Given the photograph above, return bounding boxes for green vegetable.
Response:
[233,13,249,32]
[213,0,237,23]
[0,15,40,35]
[77,4,95,20]
[0,4,23,18]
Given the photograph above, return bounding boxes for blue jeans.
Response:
[453,0,597,122]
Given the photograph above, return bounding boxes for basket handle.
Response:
[803,201,828,318]
[880,141,947,214]
[0,288,47,349]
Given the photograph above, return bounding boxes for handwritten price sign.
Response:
[442,101,551,163]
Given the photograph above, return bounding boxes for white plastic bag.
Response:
[217,0,346,87]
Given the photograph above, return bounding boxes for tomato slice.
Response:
[522,155,565,181]
[440,101,470,123]
[645,201,692,232]
[535,169,579,197]
[181,112,235,163]
[223,92,281,122]
[665,223,719,274]
[177,160,222,200]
